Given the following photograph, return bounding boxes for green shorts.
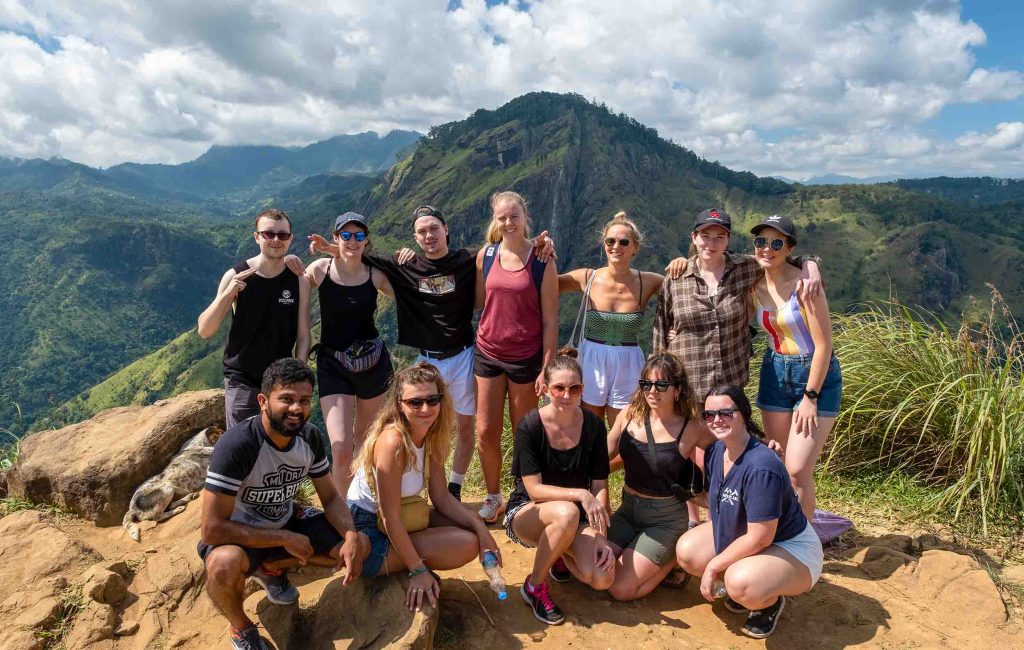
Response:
[608,490,689,566]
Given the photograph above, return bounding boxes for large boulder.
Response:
[6,390,224,525]
[901,549,1006,629]
[0,510,101,603]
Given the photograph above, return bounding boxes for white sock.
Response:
[449,472,465,486]
[488,492,502,503]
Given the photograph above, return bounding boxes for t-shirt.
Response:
[704,436,807,554]
[364,249,477,351]
[204,417,329,529]
[507,408,610,510]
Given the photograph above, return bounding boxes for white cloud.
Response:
[0,0,1021,177]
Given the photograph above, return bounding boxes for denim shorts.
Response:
[757,348,842,417]
[349,503,391,579]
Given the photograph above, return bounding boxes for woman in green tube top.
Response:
[559,212,665,428]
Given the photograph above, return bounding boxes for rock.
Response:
[903,549,1006,629]
[64,600,115,648]
[6,390,224,525]
[850,545,916,578]
[12,596,60,629]
[82,566,129,605]
[0,629,44,650]
[1002,564,1024,585]
[0,510,101,603]
[115,618,140,636]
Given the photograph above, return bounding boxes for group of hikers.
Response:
[195,193,842,649]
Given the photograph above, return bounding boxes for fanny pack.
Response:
[313,338,384,373]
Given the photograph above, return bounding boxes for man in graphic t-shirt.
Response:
[198,358,367,650]
[198,208,311,427]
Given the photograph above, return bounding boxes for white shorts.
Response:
[772,522,824,586]
[415,345,476,416]
[579,339,645,410]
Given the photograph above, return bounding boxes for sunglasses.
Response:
[639,379,673,393]
[336,231,367,242]
[401,394,443,408]
[702,408,737,422]
[604,237,632,247]
[753,236,786,251]
[257,230,293,241]
[548,383,584,398]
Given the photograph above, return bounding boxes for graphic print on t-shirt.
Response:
[417,275,456,295]
[279,289,295,305]
[239,463,306,521]
[720,487,739,506]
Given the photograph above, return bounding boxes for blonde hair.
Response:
[485,191,532,244]
[352,362,454,487]
[602,211,643,249]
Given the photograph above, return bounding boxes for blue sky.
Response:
[0,1,1021,179]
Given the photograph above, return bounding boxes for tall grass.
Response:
[825,291,1024,533]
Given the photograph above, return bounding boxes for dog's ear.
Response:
[204,426,225,445]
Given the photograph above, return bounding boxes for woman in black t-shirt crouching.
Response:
[503,349,614,626]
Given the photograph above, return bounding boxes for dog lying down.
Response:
[122,426,223,542]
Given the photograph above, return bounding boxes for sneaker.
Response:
[448,482,462,502]
[520,577,565,625]
[741,596,785,639]
[723,595,748,614]
[548,557,572,583]
[478,495,505,523]
[252,566,299,605]
[230,623,269,650]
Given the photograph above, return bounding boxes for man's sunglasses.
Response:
[753,236,786,251]
[604,237,631,247]
[336,231,367,242]
[401,394,443,408]
[548,383,583,398]
[639,379,673,393]
[257,230,293,241]
[702,408,737,422]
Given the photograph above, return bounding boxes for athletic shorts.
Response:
[473,347,543,385]
[757,349,842,417]
[772,522,824,585]
[196,505,342,574]
[579,339,645,409]
[224,377,261,428]
[415,345,476,416]
[317,345,393,399]
[608,490,689,565]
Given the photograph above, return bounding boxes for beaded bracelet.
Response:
[408,564,429,577]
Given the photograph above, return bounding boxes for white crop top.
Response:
[347,442,426,513]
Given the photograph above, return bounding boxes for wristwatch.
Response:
[803,388,820,401]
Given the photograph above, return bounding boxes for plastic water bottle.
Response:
[712,580,728,599]
[481,551,508,600]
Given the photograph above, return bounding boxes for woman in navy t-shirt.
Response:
[675,386,823,639]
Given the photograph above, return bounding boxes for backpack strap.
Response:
[482,242,546,297]
[482,243,500,282]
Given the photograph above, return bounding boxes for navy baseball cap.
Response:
[750,214,797,240]
[693,208,732,233]
[333,212,369,233]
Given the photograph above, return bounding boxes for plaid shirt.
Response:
[652,252,762,400]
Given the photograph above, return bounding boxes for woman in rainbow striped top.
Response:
[749,215,842,520]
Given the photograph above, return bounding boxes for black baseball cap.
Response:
[412,205,446,225]
[693,208,732,233]
[750,214,797,240]
[333,212,368,233]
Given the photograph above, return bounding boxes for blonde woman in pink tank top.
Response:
[474,191,560,523]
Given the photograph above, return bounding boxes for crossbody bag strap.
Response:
[569,269,596,348]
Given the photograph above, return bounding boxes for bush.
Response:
[825,293,1024,532]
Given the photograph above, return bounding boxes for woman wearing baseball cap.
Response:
[748,215,842,521]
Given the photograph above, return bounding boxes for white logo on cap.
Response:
[767,216,781,223]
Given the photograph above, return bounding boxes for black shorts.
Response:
[196,506,342,574]
[473,347,543,385]
[317,346,393,399]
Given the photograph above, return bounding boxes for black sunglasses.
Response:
[753,236,786,251]
[401,394,443,408]
[638,379,673,393]
[604,237,631,247]
[257,230,293,241]
[336,231,367,242]
[702,408,737,422]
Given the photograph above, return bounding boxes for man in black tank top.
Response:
[199,209,311,427]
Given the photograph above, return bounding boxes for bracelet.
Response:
[408,564,429,577]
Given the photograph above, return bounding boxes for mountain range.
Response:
[2,92,1022,435]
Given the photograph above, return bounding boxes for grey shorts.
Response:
[224,377,261,428]
[608,490,689,565]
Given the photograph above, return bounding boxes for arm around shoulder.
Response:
[197,268,240,339]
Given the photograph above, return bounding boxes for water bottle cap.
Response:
[497,590,508,600]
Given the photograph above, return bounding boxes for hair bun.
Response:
[556,346,579,359]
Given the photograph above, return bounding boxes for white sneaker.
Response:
[478,495,505,523]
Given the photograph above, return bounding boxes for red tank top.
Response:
[476,248,543,361]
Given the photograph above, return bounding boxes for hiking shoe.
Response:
[230,623,268,650]
[723,595,748,614]
[741,596,785,639]
[252,566,299,605]
[478,495,505,523]
[661,567,690,589]
[448,482,462,502]
[520,577,565,625]
[548,557,572,583]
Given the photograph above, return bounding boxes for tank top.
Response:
[756,290,815,355]
[347,442,426,513]
[223,261,299,386]
[582,269,643,346]
[318,261,379,351]
[476,247,543,361]
[618,419,691,497]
